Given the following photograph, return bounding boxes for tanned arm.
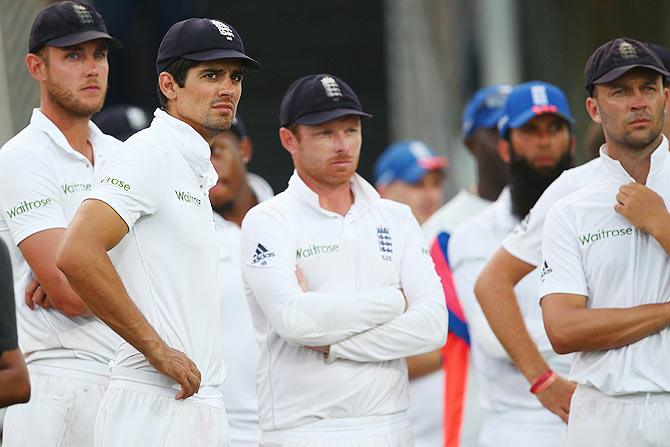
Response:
[615,182,670,255]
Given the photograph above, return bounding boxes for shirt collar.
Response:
[287,171,380,217]
[30,108,115,162]
[491,187,519,231]
[599,135,669,184]
[151,109,218,189]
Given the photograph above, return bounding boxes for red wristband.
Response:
[530,369,556,394]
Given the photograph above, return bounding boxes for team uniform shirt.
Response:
[87,109,224,387]
[540,139,670,396]
[449,188,571,442]
[0,109,121,363]
[216,175,273,447]
[415,188,492,447]
[502,158,603,267]
[240,172,447,434]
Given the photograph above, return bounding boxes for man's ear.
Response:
[585,96,601,124]
[239,137,253,164]
[25,52,48,82]
[279,127,298,156]
[497,137,511,164]
[159,72,179,103]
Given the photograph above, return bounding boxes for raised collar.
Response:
[490,187,519,232]
[151,109,217,189]
[599,136,669,184]
[30,108,112,163]
[287,171,380,218]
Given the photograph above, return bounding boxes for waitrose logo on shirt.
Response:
[296,243,340,259]
[5,197,52,219]
[578,227,633,246]
[62,183,91,194]
[175,190,202,206]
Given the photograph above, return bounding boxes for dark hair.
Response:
[156,57,199,110]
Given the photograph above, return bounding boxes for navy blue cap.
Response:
[584,38,668,94]
[373,140,447,187]
[648,43,670,80]
[29,1,121,53]
[230,115,249,140]
[93,105,150,141]
[279,74,372,127]
[156,18,260,74]
[498,81,575,139]
[462,84,513,138]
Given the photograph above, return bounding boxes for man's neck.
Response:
[299,171,354,216]
[219,180,258,227]
[606,135,662,184]
[476,163,506,201]
[40,103,93,163]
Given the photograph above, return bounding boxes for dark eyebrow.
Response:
[198,67,224,75]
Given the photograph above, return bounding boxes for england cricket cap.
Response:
[648,43,670,80]
[498,81,575,139]
[230,115,249,140]
[156,18,260,74]
[93,105,150,141]
[584,38,668,94]
[29,1,121,53]
[279,74,372,127]
[373,140,447,187]
[462,84,513,138]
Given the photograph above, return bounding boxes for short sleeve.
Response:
[539,204,588,300]
[0,150,67,244]
[0,239,17,353]
[86,143,166,230]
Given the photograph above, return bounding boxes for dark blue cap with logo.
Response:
[584,38,668,94]
[279,74,372,127]
[373,140,448,187]
[462,84,513,138]
[156,18,260,74]
[498,81,575,139]
[29,1,121,53]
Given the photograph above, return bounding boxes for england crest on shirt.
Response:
[377,226,393,262]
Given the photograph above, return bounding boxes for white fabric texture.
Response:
[240,172,447,434]
[540,138,670,395]
[0,108,121,363]
[86,109,224,387]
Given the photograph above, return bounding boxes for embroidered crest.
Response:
[210,20,235,41]
[73,4,94,24]
[377,226,393,262]
[321,76,342,100]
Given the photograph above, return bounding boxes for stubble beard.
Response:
[45,78,106,118]
[604,104,665,152]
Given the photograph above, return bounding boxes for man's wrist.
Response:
[649,211,670,239]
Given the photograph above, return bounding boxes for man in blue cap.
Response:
[451,81,576,446]
[416,84,511,447]
[373,140,447,225]
[57,17,259,446]
[240,73,447,446]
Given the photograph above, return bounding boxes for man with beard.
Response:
[240,73,447,446]
[210,116,272,446]
[57,18,260,446]
[448,81,575,447]
[0,2,122,445]
[540,38,670,446]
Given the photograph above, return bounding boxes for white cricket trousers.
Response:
[94,367,229,447]
[260,412,415,447]
[566,385,670,447]
[478,407,566,447]
[2,358,109,447]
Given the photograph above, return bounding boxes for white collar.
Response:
[599,135,669,184]
[30,108,111,162]
[151,109,217,189]
[491,187,519,232]
[287,171,380,217]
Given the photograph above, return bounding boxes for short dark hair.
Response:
[156,57,199,110]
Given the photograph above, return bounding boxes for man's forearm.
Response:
[650,213,670,255]
[0,349,30,407]
[57,243,164,356]
[475,251,549,383]
[542,297,670,354]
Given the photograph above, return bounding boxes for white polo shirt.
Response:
[502,158,603,267]
[540,138,670,396]
[0,109,121,364]
[450,188,572,416]
[87,109,224,387]
[414,188,492,447]
[240,172,447,432]
[216,175,273,447]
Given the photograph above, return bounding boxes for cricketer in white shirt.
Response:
[240,171,448,443]
[540,140,670,444]
[0,109,121,446]
[450,188,572,447]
